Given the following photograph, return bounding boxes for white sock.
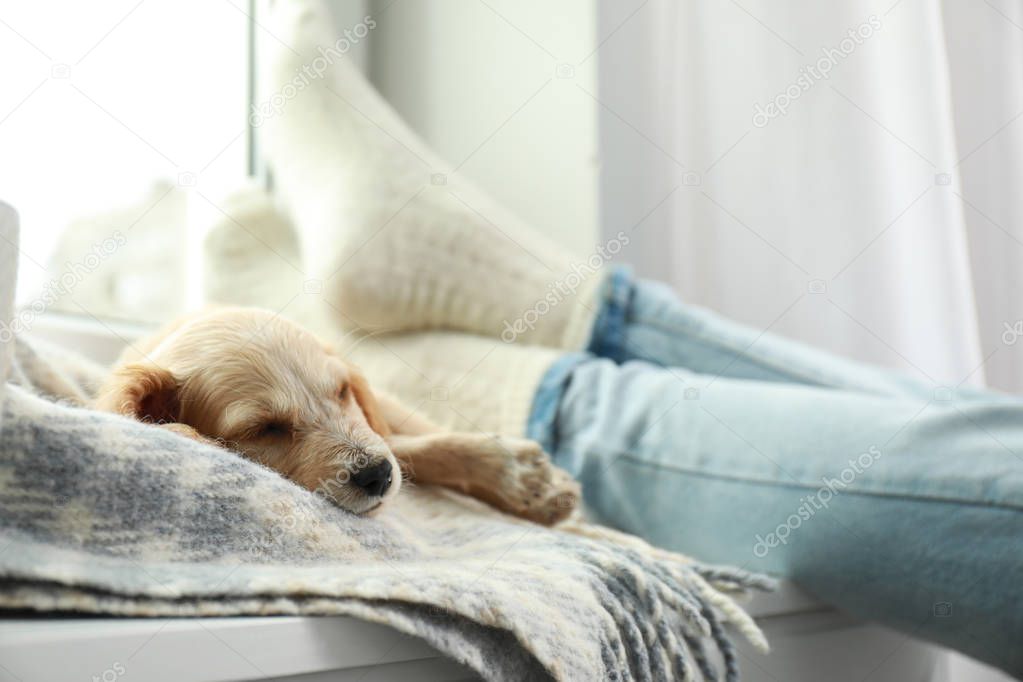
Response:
[201,182,347,336]
[202,180,301,309]
[259,0,606,350]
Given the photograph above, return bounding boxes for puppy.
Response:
[94,307,579,524]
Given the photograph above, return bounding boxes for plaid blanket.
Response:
[0,218,771,681]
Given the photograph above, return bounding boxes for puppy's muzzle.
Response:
[351,459,393,497]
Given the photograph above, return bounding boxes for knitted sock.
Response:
[201,182,342,336]
[259,0,607,350]
[202,180,301,310]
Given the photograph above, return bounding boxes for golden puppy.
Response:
[94,307,579,524]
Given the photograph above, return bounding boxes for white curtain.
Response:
[599,0,1023,393]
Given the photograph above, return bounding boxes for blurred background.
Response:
[7,0,1023,396]
[3,1,1022,679]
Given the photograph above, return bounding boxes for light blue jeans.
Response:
[526,268,1023,676]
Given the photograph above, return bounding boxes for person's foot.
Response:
[259,0,604,350]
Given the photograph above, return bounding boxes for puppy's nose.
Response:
[351,460,392,497]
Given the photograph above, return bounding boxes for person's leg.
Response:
[528,355,1023,676]
[588,267,1002,402]
[259,0,605,350]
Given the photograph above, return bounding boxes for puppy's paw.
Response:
[486,437,580,526]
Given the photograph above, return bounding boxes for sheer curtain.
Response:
[598,0,1023,393]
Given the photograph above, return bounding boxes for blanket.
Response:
[0,223,771,681]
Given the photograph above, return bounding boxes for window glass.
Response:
[1,0,250,323]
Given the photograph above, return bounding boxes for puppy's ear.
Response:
[94,361,181,424]
[348,367,391,437]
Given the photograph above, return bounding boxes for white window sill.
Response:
[0,615,476,682]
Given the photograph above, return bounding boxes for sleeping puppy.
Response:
[94,307,580,525]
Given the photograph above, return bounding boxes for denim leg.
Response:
[587,267,1002,402]
[531,356,1023,676]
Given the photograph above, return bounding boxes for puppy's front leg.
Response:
[389,433,580,525]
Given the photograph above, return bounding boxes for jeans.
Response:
[526,267,1023,676]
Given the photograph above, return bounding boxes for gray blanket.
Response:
[0,225,771,681]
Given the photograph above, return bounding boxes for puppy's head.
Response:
[95,308,400,514]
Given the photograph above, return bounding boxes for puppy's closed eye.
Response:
[255,421,292,439]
